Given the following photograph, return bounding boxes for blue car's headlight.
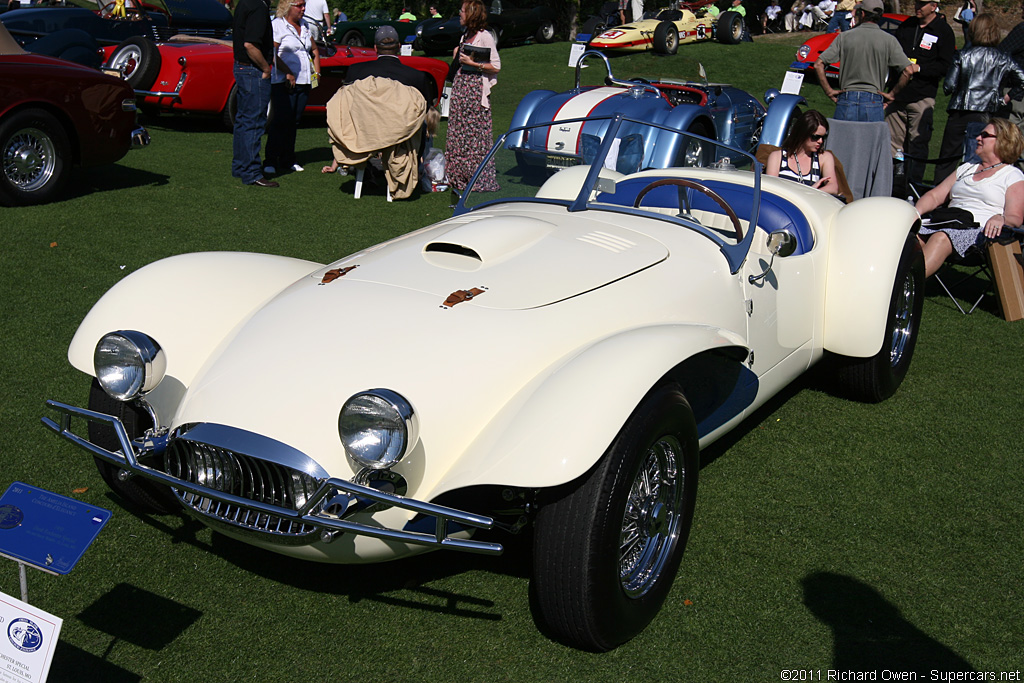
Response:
[93,331,166,401]
[339,389,418,471]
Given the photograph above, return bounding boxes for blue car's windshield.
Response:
[458,115,761,273]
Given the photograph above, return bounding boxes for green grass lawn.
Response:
[1,37,1022,682]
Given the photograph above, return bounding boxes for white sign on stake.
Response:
[568,42,587,68]
[0,591,62,683]
[781,70,804,95]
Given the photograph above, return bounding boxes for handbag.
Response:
[921,206,978,230]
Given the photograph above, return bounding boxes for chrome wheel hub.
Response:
[619,435,684,598]
[111,47,141,76]
[3,128,55,192]
[889,269,916,366]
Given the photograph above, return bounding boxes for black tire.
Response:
[832,235,925,402]
[716,11,743,44]
[0,108,71,207]
[87,379,179,514]
[652,21,678,55]
[580,16,604,37]
[223,86,274,132]
[106,37,161,90]
[223,85,238,131]
[532,383,699,651]
[535,19,555,43]
[342,29,365,47]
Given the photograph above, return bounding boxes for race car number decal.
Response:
[696,24,708,39]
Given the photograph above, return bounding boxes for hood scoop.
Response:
[335,208,669,310]
[423,216,555,271]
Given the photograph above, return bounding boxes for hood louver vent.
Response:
[576,231,637,253]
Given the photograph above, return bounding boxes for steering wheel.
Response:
[633,178,743,241]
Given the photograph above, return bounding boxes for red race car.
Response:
[102,37,449,128]
[788,14,908,81]
[0,23,149,206]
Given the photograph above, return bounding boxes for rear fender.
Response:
[68,252,322,423]
[505,89,558,149]
[823,198,918,357]
[431,324,749,495]
[649,107,715,168]
[759,92,805,147]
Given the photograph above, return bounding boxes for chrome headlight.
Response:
[93,331,166,401]
[339,389,418,471]
[796,44,811,60]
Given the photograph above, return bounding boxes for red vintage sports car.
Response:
[0,22,149,206]
[102,37,449,128]
[789,14,908,81]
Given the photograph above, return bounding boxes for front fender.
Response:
[823,198,918,357]
[759,93,805,147]
[68,252,322,420]
[429,324,747,497]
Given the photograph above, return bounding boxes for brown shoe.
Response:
[251,177,279,187]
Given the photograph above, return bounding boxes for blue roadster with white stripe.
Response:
[506,51,802,173]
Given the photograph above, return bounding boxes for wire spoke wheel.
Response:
[3,126,56,193]
[619,435,683,598]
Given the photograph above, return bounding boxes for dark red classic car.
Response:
[789,13,909,81]
[103,37,450,128]
[0,22,148,206]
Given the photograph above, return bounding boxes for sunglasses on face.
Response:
[810,133,828,142]
[977,131,997,139]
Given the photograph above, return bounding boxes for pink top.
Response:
[462,30,500,108]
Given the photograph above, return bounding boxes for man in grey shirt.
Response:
[814,0,919,122]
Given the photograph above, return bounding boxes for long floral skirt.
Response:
[445,72,499,192]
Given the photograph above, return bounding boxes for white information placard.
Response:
[0,592,62,682]
[400,44,413,56]
[781,70,804,95]
[568,42,586,68]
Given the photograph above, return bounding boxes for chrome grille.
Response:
[165,438,323,536]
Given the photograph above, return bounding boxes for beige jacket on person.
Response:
[327,76,427,199]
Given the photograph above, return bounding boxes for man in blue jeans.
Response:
[814,0,918,122]
[231,0,278,187]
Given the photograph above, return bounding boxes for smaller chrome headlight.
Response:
[339,389,418,471]
[93,331,166,401]
[796,44,811,60]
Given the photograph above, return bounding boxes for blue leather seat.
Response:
[597,177,814,255]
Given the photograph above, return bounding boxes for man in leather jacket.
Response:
[886,0,955,186]
[935,14,1024,181]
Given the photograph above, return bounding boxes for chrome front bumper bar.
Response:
[41,400,502,556]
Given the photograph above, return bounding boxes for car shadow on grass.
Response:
[104,488,530,623]
[803,571,976,673]
[63,165,170,202]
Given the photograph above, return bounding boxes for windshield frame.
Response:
[454,114,762,274]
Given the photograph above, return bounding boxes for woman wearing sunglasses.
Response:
[914,118,1024,277]
[766,110,840,196]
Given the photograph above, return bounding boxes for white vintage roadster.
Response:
[43,116,923,651]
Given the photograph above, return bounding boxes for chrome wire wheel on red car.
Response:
[0,109,69,206]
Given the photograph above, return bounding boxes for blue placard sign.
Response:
[0,482,111,575]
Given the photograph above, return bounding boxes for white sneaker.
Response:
[291,164,305,172]
[264,165,276,175]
